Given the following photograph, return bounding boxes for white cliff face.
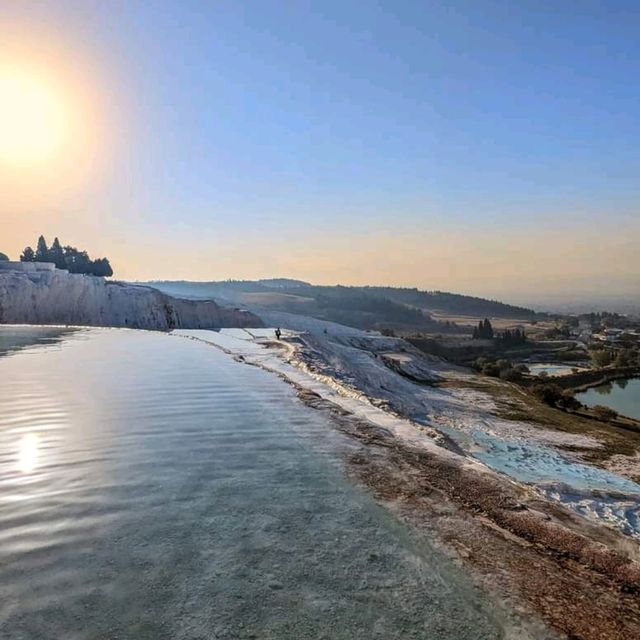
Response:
[0,267,261,330]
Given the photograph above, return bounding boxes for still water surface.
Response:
[0,327,505,639]
[577,378,640,421]
[526,363,589,377]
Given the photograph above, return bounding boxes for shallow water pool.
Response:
[0,327,505,639]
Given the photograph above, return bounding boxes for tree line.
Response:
[20,236,113,277]
[472,318,526,345]
[496,327,526,346]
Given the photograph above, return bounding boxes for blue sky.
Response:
[1,1,639,303]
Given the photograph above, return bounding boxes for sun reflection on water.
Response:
[18,433,39,473]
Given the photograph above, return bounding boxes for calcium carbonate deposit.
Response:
[0,263,260,330]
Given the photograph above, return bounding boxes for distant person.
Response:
[275,327,281,340]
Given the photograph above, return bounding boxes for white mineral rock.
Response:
[0,263,260,330]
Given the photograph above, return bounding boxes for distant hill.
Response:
[144,280,433,330]
[143,279,538,332]
[258,278,311,288]
[360,287,537,319]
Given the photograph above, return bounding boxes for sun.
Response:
[0,67,70,167]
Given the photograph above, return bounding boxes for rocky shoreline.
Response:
[546,365,640,393]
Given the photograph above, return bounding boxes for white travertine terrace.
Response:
[0,264,260,330]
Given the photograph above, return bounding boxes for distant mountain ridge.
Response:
[251,281,536,317]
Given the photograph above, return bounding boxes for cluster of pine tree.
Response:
[496,327,526,346]
[20,236,113,277]
[472,318,494,339]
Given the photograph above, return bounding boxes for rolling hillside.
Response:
[144,279,540,332]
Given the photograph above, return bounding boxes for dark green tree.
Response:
[18,236,114,276]
[20,246,35,262]
[90,258,113,277]
[483,318,494,339]
[473,318,495,340]
[589,348,613,368]
[497,327,527,346]
[35,235,49,262]
[63,246,91,274]
[49,237,66,269]
[532,383,564,407]
[0,252,9,261]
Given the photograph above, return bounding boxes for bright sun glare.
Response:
[0,68,69,167]
[18,433,39,473]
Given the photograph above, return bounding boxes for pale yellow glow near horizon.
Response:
[0,66,70,167]
[106,223,640,304]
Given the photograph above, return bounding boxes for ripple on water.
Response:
[0,327,506,639]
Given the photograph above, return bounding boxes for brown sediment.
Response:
[296,387,640,640]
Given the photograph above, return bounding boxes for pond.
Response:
[0,326,506,639]
[577,378,640,421]
[526,362,590,377]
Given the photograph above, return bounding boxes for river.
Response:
[0,327,506,639]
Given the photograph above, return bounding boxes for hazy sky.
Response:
[1,1,638,305]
